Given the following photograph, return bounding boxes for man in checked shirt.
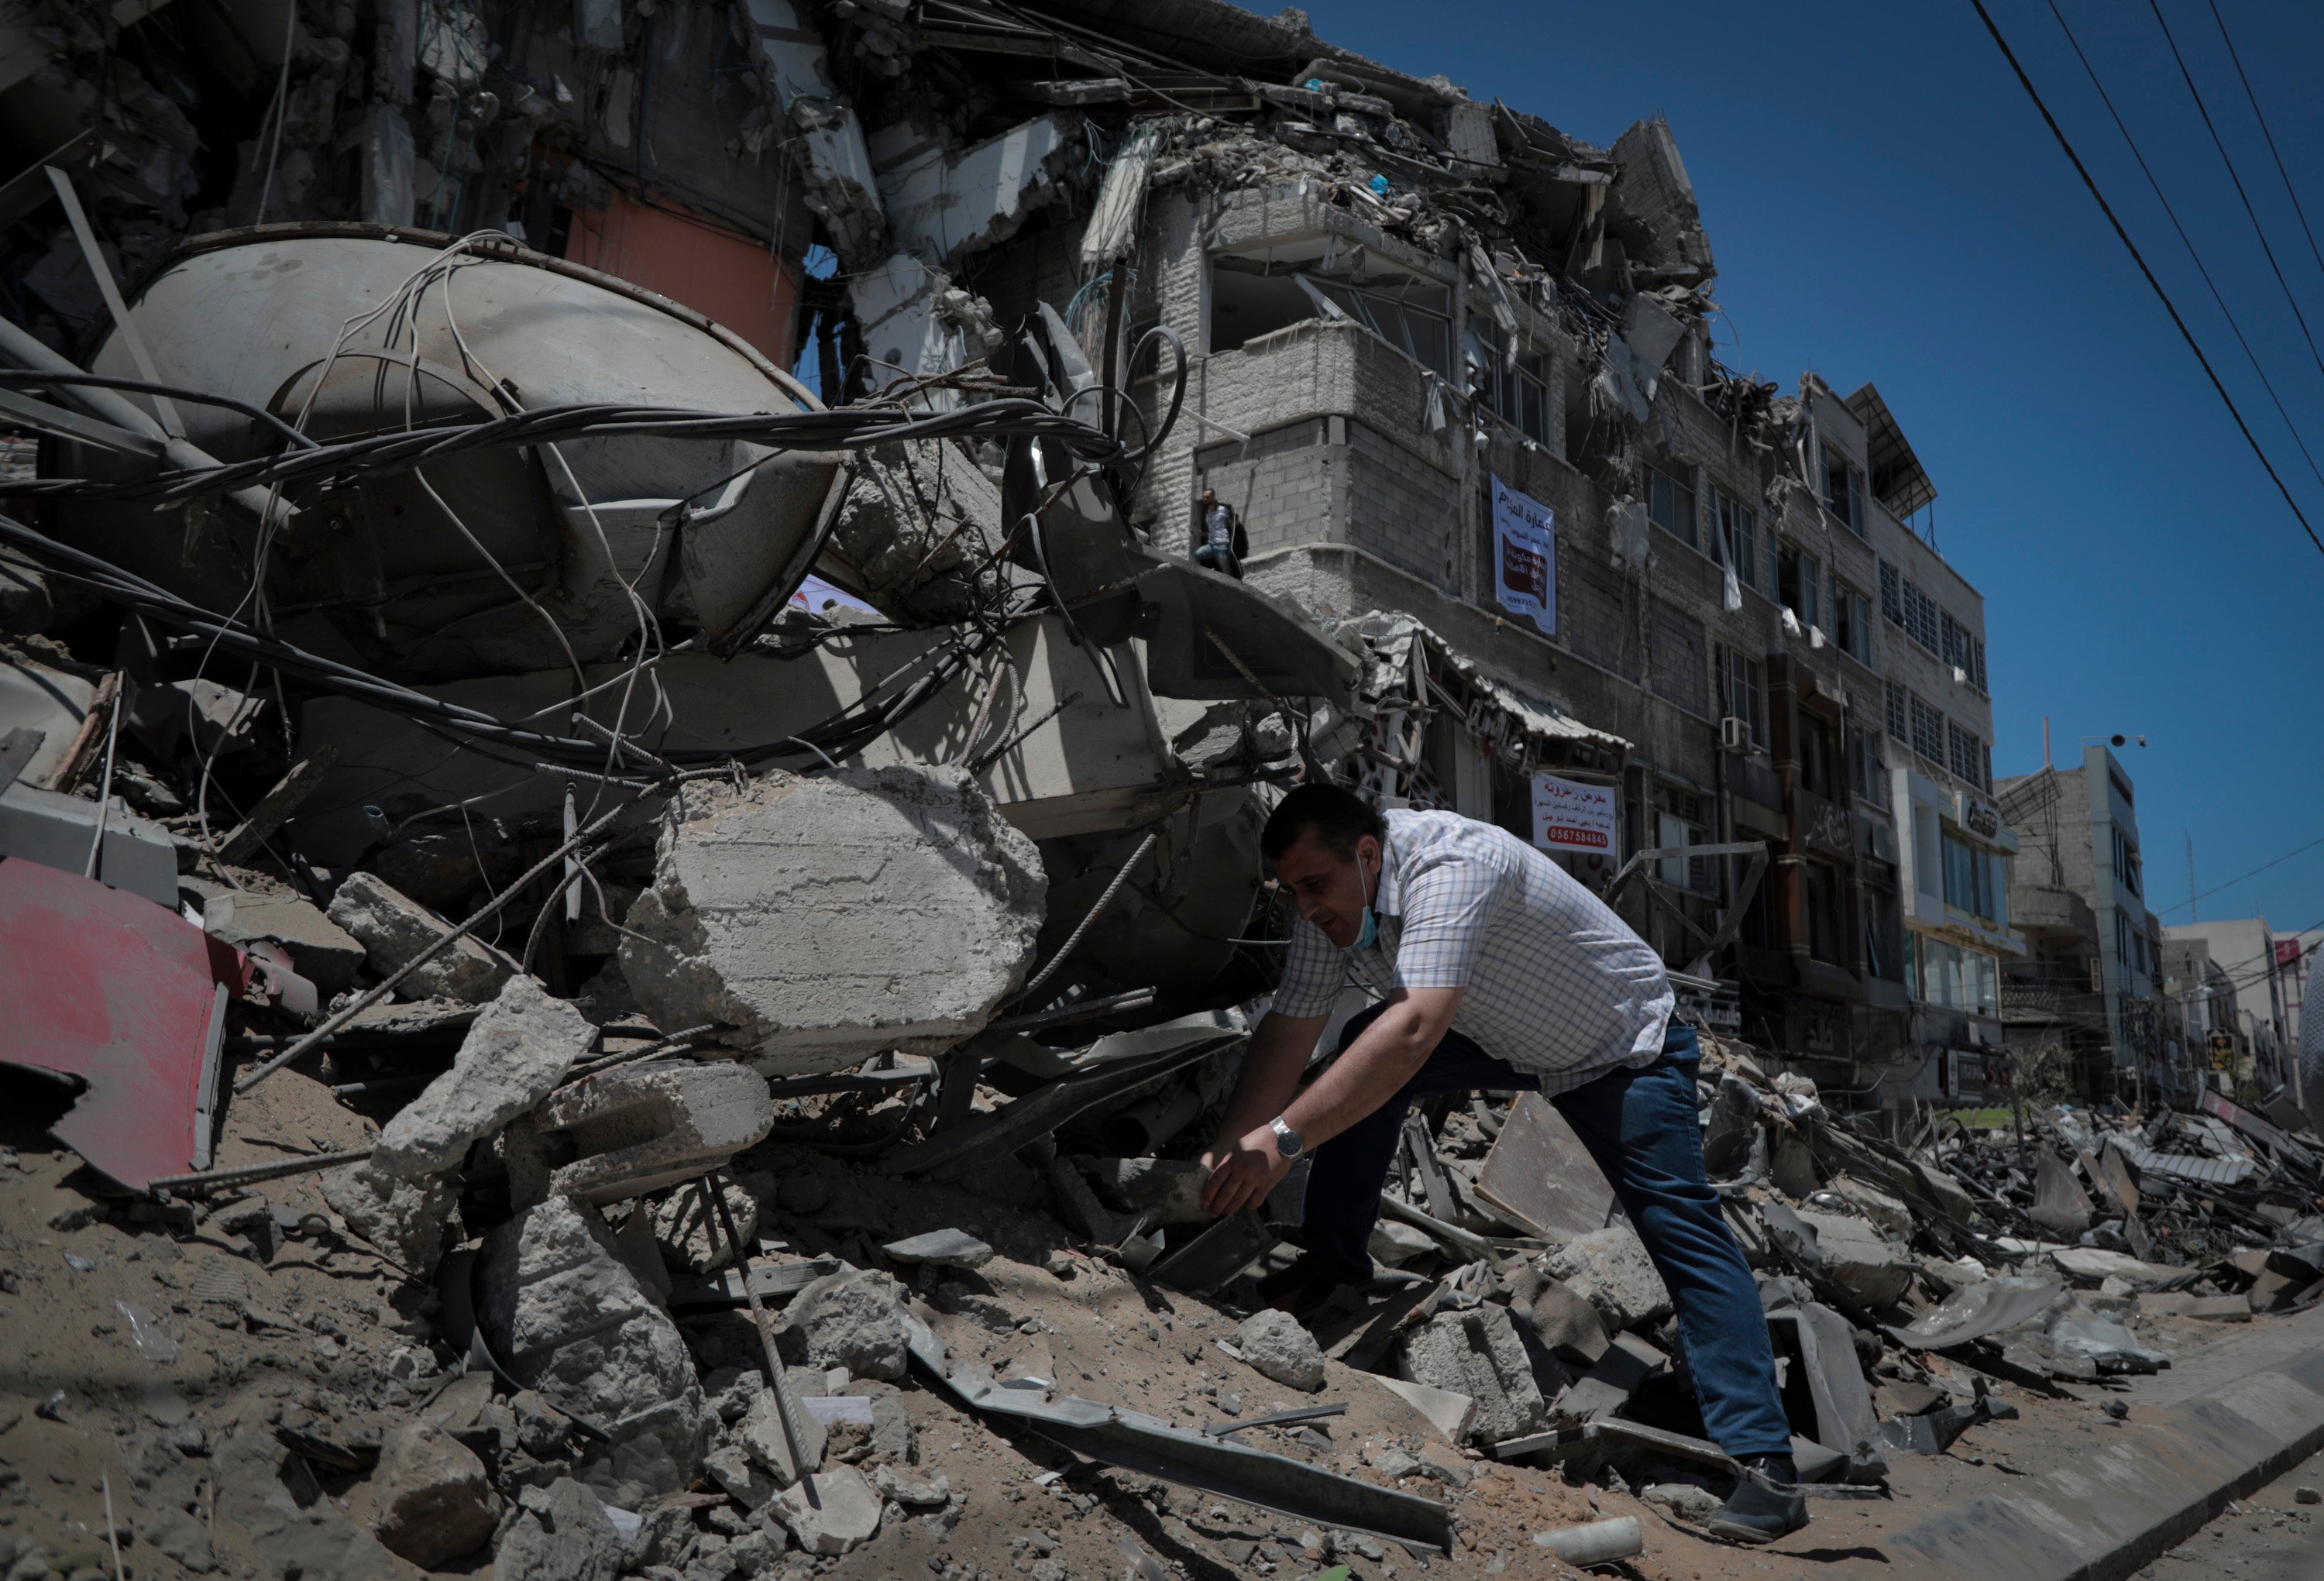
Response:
[1198,782,1805,1544]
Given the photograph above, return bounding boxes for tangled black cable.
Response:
[0,397,1124,504]
[0,514,1031,772]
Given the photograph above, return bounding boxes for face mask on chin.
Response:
[1354,848,1379,950]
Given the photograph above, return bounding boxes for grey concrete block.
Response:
[618,766,1044,1074]
[479,1194,708,1506]
[325,870,520,1004]
[1538,1226,1674,1333]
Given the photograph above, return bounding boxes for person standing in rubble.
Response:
[1194,487,1246,579]
[1199,783,1807,1544]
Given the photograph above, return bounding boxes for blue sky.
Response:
[1298,0,2324,936]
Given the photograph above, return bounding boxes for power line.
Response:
[1963,0,2324,560]
[2044,0,2324,495]
[2159,830,2324,916]
[2144,0,2324,388]
[2204,0,2324,295]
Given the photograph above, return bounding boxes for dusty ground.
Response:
[2,1057,2304,1581]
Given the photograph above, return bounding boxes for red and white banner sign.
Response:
[1491,474,1556,637]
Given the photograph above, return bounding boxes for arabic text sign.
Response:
[1532,773,1616,854]
[1491,475,1556,636]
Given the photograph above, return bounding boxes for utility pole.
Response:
[2185,832,2197,923]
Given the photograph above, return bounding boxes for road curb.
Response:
[1883,1303,2324,1580]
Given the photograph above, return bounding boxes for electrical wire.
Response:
[2043,0,2324,495]
[0,398,1122,504]
[253,0,297,225]
[2158,831,2324,917]
[0,371,318,448]
[2144,0,2324,388]
[2203,0,2324,297]
[1965,0,2324,560]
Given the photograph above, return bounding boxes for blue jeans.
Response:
[1299,1005,1793,1457]
[1193,543,1242,579]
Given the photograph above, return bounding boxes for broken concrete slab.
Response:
[372,976,593,1179]
[189,885,366,993]
[1398,1304,1545,1445]
[618,767,1044,1074]
[506,1060,775,1209]
[1475,1094,1614,1238]
[1373,1376,1477,1444]
[2046,1247,2188,1291]
[1792,1209,1916,1307]
[881,1228,995,1270]
[775,1267,912,1381]
[875,114,1074,262]
[322,1161,459,1275]
[493,1477,623,1581]
[1236,1308,1327,1393]
[325,871,521,1004]
[650,1173,768,1275]
[367,1420,500,1568]
[213,1431,400,1581]
[1826,1175,1913,1237]
[2029,1150,2095,1239]
[478,1194,708,1506]
[768,1464,882,1555]
[738,1377,827,1487]
[1507,1267,1611,1366]
[1537,1225,1672,1333]
[742,0,885,267]
[1551,1332,1666,1426]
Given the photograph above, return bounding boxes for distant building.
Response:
[2163,917,2301,1092]
[1996,745,2164,1098]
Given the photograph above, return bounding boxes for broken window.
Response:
[1851,723,1886,802]
[1656,785,1711,892]
[1879,560,1903,626]
[2113,827,2144,899]
[1798,711,1841,801]
[1885,679,1909,741]
[1776,541,1821,631]
[1470,317,1552,444]
[1715,643,1766,746]
[1972,638,1988,693]
[1909,693,1945,767]
[1803,859,1843,964]
[1822,442,1867,536]
[1208,253,1453,381]
[1648,466,1697,549]
[1716,493,1758,594]
[1301,273,1454,379]
[1834,583,1872,665]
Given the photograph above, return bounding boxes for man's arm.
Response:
[1200,986,1464,1216]
[1201,1009,1327,1172]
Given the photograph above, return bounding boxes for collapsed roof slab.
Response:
[744,0,888,268]
[876,113,1077,265]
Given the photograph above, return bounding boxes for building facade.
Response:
[1997,747,2165,1098]
[965,110,2020,1118]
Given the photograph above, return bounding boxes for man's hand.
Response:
[1199,1124,1291,1218]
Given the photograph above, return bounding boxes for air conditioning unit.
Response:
[1719,717,1752,753]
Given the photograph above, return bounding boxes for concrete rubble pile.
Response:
[13,0,2308,1576]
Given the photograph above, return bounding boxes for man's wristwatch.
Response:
[1269,1117,1305,1160]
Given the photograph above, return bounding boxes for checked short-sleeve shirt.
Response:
[1271,809,1674,1095]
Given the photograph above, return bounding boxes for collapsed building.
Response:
[8,3,2313,1581]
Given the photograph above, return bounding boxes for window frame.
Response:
[1648,466,1697,549]
[1821,442,1867,537]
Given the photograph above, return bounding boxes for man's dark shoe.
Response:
[1253,1258,1347,1319]
[1707,1455,1808,1545]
